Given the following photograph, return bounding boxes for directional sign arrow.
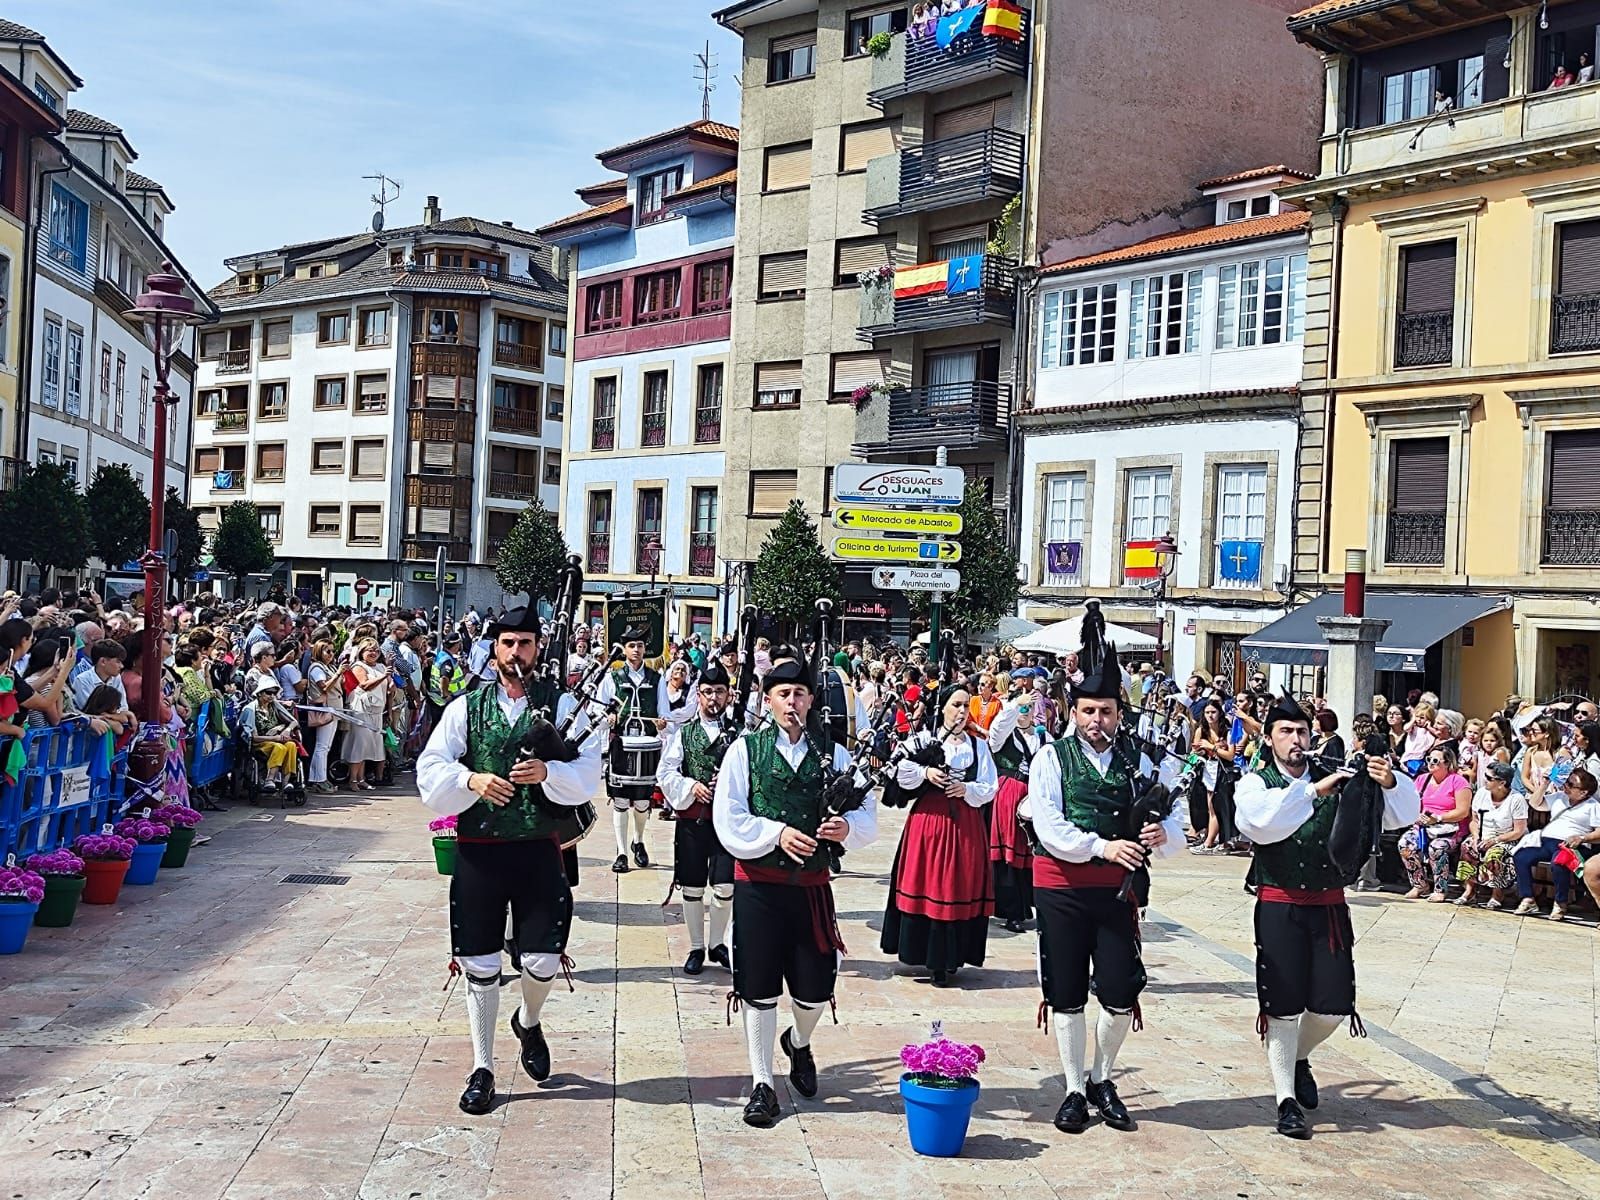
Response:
[831,507,963,536]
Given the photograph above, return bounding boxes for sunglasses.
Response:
[1426,756,1446,766]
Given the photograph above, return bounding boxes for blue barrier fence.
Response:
[189,701,233,791]
[0,719,129,859]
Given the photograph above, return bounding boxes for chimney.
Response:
[423,195,441,225]
[502,219,514,228]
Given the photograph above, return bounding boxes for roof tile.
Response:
[1043,210,1310,275]
[1197,164,1313,190]
[1288,0,1375,19]
[537,196,632,235]
[669,167,737,199]
[597,118,738,162]
[0,19,44,40]
[64,108,123,136]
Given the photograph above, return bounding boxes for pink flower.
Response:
[151,804,203,829]
[428,814,458,835]
[72,833,138,861]
[24,849,85,877]
[114,818,171,845]
[0,866,47,903]
[899,1034,985,1082]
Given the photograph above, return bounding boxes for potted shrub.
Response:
[0,865,45,953]
[898,1026,985,1157]
[115,817,171,886]
[865,30,894,58]
[25,848,86,928]
[152,804,203,868]
[74,832,137,904]
[429,814,458,876]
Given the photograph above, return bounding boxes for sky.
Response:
[13,0,744,286]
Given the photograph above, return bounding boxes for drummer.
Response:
[594,628,670,874]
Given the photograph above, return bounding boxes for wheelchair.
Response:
[231,723,309,809]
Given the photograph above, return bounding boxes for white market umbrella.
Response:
[1010,611,1158,655]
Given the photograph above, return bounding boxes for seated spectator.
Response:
[1513,767,1600,920]
[1458,717,1484,778]
[1432,708,1464,761]
[1455,761,1527,908]
[1398,745,1472,901]
[1385,703,1409,760]
[242,676,301,793]
[1520,715,1566,811]
[1572,721,1600,778]
[1476,718,1513,788]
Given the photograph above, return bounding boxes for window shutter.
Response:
[1547,430,1600,508]
[1390,437,1449,510]
[771,32,813,53]
[426,375,458,400]
[258,445,285,474]
[195,448,219,473]
[832,351,889,393]
[422,442,455,470]
[197,509,219,531]
[932,223,990,260]
[841,119,901,172]
[751,470,798,514]
[354,440,385,477]
[352,507,383,541]
[1558,220,1600,295]
[756,362,803,393]
[201,330,228,358]
[315,442,344,470]
[837,237,895,277]
[265,322,290,352]
[765,142,811,191]
[759,252,807,297]
[1401,242,1455,313]
[932,98,1005,141]
[419,507,453,535]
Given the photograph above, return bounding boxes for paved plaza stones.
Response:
[1,790,1597,1199]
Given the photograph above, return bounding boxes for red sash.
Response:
[1257,885,1344,907]
[1033,857,1123,890]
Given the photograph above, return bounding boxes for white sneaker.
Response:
[1549,904,1567,922]
[1513,898,1539,916]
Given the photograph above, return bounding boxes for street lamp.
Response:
[645,537,663,591]
[1151,533,1179,672]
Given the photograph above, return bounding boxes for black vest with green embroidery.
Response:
[613,665,660,723]
[745,724,831,872]
[1250,758,1344,892]
[680,718,720,785]
[1050,732,1139,841]
[456,684,556,841]
[993,729,1035,779]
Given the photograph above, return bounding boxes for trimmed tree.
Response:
[211,500,275,595]
[749,499,842,640]
[84,464,151,570]
[908,480,1019,638]
[0,461,89,584]
[164,486,204,593]
[494,499,572,609]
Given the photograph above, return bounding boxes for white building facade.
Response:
[1017,170,1310,689]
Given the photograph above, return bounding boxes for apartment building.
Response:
[538,120,737,641]
[1250,0,1600,712]
[191,198,567,609]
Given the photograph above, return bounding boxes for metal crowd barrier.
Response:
[0,719,128,860]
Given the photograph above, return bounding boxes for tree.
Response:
[494,499,573,608]
[908,481,1019,637]
[210,500,275,594]
[84,464,151,570]
[750,500,842,639]
[0,461,89,584]
[164,486,204,592]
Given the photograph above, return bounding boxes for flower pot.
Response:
[34,874,86,927]
[432,836,457,876]
[125,842,166,886]
[161,826,198,869]
[899,1075,979,1157]
[0,900,39,953]
[82,857,131,904]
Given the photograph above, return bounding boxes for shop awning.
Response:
[1241,592,1510,672]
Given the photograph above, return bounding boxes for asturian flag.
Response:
[1219,540,1263,583]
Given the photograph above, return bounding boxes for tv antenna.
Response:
[694,41,717,121]
[363,172,403,232]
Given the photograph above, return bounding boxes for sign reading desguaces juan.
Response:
[831,464,964,509]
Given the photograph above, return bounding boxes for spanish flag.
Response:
[1123,539,1163,580]
[981,0,1024,42]
[893,261,948,299]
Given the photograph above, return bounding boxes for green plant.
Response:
[0,461,89,583]
[986,194,1022,260]
[164,487,204,589]
[866,31,893,58]
[906,481,1018,637]
[84,464,151,570]
[210,501,275,593]
[750,500,842,637]
[494,499,573,608]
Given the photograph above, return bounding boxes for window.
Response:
[114,353,126,433]
[831,351,889,398]
[1553,219,1600,354]
[695,364,723,442]
[638,166,684,221]
[1039,285,1117,368]
[540,384,563,423]
[636,487,664,571]
[932,223,989,261]
[255,443,287,482]
[349,505,383,545]
[40,316,61,409]
[758,252,807,300]
[358,306,390,348]
[258,505,283,544]
[749,469,799,516]
[262,319,291,358]
[351,438,386,479]
[763,141,812,192]
[543,448,562,485]
[356,373,389,413]
[47,184,88,273]
[198,445,245,485]
[318,311,350,344]
[846,4,908,55]
[755,360,802,408]
[98,345,111,423]
[64,325,84,416]
[311,440,345,472]
[550,324,567,355]
[641,371,668,446]
[197,389,221,417]
[58,451,78,481]
[309,504,341,536]
[1543,430,1600,565]
[1127,271,1202,359]
[1383,66,1433,123]
[839,118,901,173]
[1387,438,1448,565]
[315,377,347,409]
[836,235,895,286]
[0,255,11,365]
[769,32,816,82]
[1217,254,1308,349]
[258,381,288,418]
[585,280,623,333]
[634,269,682,323]
[693,259,733,314]
[1045,474,1087,558]
[1216,464,1267,543]
[591,376,617,450]
[424,307,460,342]
[35,440,54,465]
[138,369,149,443]
[586,491,612,573]
[1125,468,1172,541]
[1225,196,1274,222]
[690,486,719,577]
[34,79,60,112]
[1395,241,1456,368]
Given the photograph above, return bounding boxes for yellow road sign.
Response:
[830,536,962,563]
[831,507,963,535]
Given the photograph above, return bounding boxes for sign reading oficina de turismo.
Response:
[832,463,964,508]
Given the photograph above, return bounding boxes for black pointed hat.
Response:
[1264,690,1313,733]
[699,659,731,687]
[487,605,540,639]
[762,657,813,693]
[621,626,647,645]
[1069,600,1122,703]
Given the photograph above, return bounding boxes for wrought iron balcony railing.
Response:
[214,348,250,375]
[694,411,721,444]
[855,380,1010,453]
[1385,510,1446,565]
[641,412,667,447]
[1395,309,1452,368]
[1552,291,1600,355]
[591,415,615,451]
[689,531,716,578]
[587,534,611,574]
[1543,508,1600,566]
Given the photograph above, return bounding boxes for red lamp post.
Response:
[1151,533,1180,672]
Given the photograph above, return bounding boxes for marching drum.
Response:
[611,734,663,789]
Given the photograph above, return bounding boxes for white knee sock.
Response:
[631,807,649,843]
[1091,1007,1133,1084]
[790,1000,824,1049]
[744,1001,778,1089]
[1053,1009,1087,1095]
[1265,1015,1299,1104]
[465,976,499,1073]
[613,807,631,858]
[681,888,706,950]
[709,887,732,949]
[518,970,555,1029]
[1297,1011,1342,1061]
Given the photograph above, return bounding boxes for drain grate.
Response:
[278,873,350,886]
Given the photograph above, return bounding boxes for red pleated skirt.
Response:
[888,787,994,922]
[988,774,1033,869]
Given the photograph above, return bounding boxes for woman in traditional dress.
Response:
[987,683,1043,932]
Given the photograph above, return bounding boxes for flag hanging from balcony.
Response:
[946,254,983,296]
[893,261,948,298]
[981,0,1024,41]
[1046,541,1081,575]
[935,5,983,47]
[1219,540,1263,582]
[1122,539,1163,580]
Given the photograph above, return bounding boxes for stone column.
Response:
[1315,614,1391,728]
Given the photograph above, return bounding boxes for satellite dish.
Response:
[372,211,384,232]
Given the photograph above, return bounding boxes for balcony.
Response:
[406,476,472,509]
[1385,511,1446,566]
[215,409,248,432]
[853,381,1010,454]
[494,340,541,370]
[587,534,611,575]
[1394,309,1452,368]
[0,457,24,491]
[689,531,716,578]
[864,127,1024,223]
[635,534,662,576]
[859,255,1016,339]
[215,348,251,375]
[411,341,478,377]
[489,471,539,500]
[403,537,470,562]
[1543,509,1600,566]
[491,406,539,435]
[1552,292,1600,355]
[867,11,1029,108]
[641,411,666,448]
[591,415,615,451]
[408,409,475,444]
[694,410,721,444]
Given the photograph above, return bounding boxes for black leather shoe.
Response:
[632,841,650,869]
[780,1027,817,1098]
[743,1082,780,1127]
[458,1068,495,1115]
[1294,1059,1319,1110]
[1086,1078,1133,1131]
[684,948,706,975]
[1053,1091,1090,1133]
[708,944,731,969]
[509,1011,550,1082]
[612,855,630,874]
[931,969,950,987]
[1003,918,1026,933]
[1276,1097,1311,1139]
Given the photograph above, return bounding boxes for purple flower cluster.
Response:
[0,866,46,905]
[114,818,171,845]
[151,804,203,829]
[428,814,458,835]
[73,833,137,861]
[24,849,85,878]
[900,1036,986,1082]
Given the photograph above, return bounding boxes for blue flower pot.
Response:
[899,1075,979,1157]
[0,900,40,954]
[125,842,166,885]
